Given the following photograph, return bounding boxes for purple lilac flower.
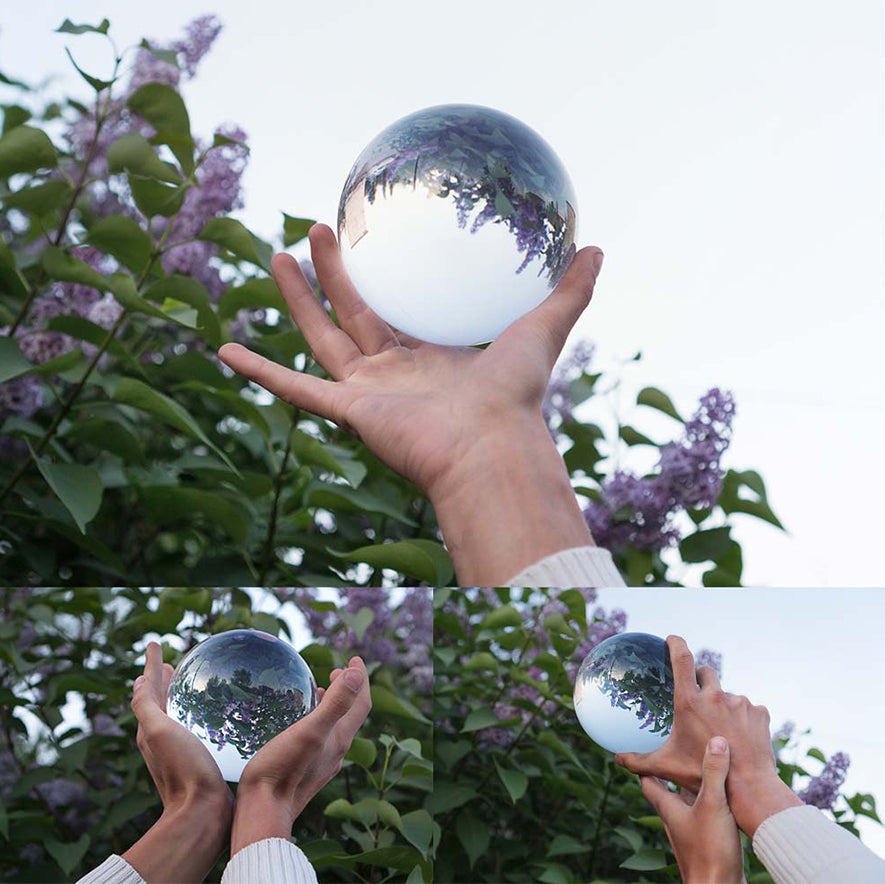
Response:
[695,649,722,678]
[542,340,596,430]
[800,752,850,811]
[772,721,796,743]
[584,388,736,554]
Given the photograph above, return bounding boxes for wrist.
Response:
[231,780,299,857]
[163,790,233,845]
[727,770,802,838]
[429,409,594,584]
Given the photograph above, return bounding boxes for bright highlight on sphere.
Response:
[573,632,675,754]
[337,104,579,346]
[166,629,318,782]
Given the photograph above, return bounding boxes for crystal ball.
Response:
[166,629,318,782]
[573,632,675,754]
[337,103,579,346]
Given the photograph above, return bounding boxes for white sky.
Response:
[1,1,883,586]
[597,588,885,858]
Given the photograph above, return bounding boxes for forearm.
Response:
[430,413,594,585]
[230,783,298,857]
[122,796,231,884]
[727,772,803,838]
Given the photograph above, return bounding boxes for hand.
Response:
[641,737,745,884]
[231,656,372,856]
[123,641,233,883]
[218,224,605,584]
[615,635,801,837]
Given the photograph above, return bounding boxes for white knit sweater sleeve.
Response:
[505,545,626,587]
[75,856,145,884]
[753,805,885,883]
[221,838,318,884]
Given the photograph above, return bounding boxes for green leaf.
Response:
[139,486,248,545]
[494,759,528,803]
[345,736,377,769]
[619,847,668,871]
[144,276,221,346]
[479,604,522,631]
[33,456,103,534]
[218,277,286,319]
[44,834,90,875]
[42,246,107,289]
[0,239,27,298]
[463,651,498,671]
[198,217,273,272]
[2,179,72,214]
[547,833,588,856]
[85,215,154,274]
[107,133,181,183]
[461,707,501,733]
[324,798,362,823]
[127,84,193,172]
[637,386,683,421]
[282,213,315,247]
[64,48,114,92]
[98,792,158,834]
[619,424,657,446]
[305,481,417,526]
[329,539,453,585]
[370,684,430,724]
[64,416,147,465]
[0,125,57,177]
[341,606,374,641]
[2,104,32,134]
[113,377,237,472]
[455,810,489,868]
[289,429,351,480]
[129,175,187,217]
[0,336,32,383]
[56,18,110,35]
[139,39,179,68]
[426,781,476,815]
[400,809,433,858]
[108,272,197,328]
[679,527,733,563]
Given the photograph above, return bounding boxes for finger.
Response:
[328,668,343,684]
[504,246,603,365]
[218,343,346,423]
[271,251,364,379]
[696,737,730,811]
[333,656,372,739]
[310,662,367,731]
[131,673,166,731]
[696,665,721,692]
[309,224,400,355]
[614,750,658,776]
[144,642,165,705]
[317,687,326,703]
[161,663,174,700]
[640,775,683,822]
[666,635,699,702]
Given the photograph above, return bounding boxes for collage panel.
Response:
[0,587,434,884]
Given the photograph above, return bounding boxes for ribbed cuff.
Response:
[505,545,626,587]
[76,855,145,884]
[221,838,317,884]
[753,804,885,883]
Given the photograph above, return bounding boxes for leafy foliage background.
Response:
[0,587,434,883]
[0,16,784,587]
[433,588,881,883]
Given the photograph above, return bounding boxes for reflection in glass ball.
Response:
[573,632,675,754]
[166,629,318,782]
[337,104,579,346]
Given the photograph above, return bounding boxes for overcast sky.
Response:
[1,1,883,585]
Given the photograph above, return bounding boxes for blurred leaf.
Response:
[107,133,181,183]
[619,847,668,871]
[0,337,31,383]
[679,527,732,563]
[619,424,657,446]
[85,215,154,274]
[480,604,521,631]
[198,217,273,272]
[0,239,27,298]
[140,486,248,545]
[2,179,71,214]
[56,18,110,35]
[370,685,430,724]
[139,39,179,67]
[455,810,489,868]
[461,708,501,733]
[547,833,587,856]
[32,456,103,533]
[218,276,285,319]
[129,175,187,217]
[495,759,528,803]
[0,125,57,177]
[329,539,453,585]
[399,808,433,858]
[44,834,90,875]
[637,386,683,421]
[64,48,114,91]
[305,481,416,526]
[282,213,315,247]
[345,737,377,770]
[42,246,107,289]
[64,416,147,465]
[127,84,193,171]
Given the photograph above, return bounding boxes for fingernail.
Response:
[613,754,622,765]
[134,676,145,689]
[592,251,604,275]
[343,668,363,692]
[710,736,728,754]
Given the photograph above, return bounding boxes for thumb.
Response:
[312,665,365,728]
[695,736,730,810]
[640,775,684,825]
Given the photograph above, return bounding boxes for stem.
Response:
[588,762,615,878]
[259,407,299,583]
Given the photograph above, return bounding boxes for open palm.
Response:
[218,224,603,499]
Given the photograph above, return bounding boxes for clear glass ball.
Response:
[166,629,318,782]
[337,104,579,346]
[573,632,675,754]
